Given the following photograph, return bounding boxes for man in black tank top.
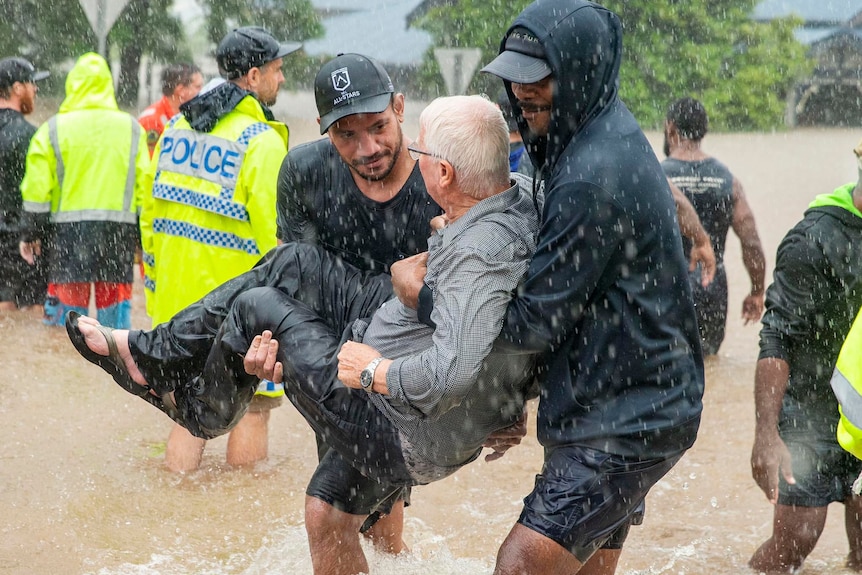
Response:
[662,97,766,355]
[275,54,442,571]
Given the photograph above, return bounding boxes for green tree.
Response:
[414,0,812,130]
[0,0,93,95]
[201,0,324,89]
[109,0,189,108]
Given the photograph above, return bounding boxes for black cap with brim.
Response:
[481,51,551,84]
[274,41,303,60]
[31,70,50,82]
[319,92,392,134]
[481,26,552,84]
[315,53,395,134]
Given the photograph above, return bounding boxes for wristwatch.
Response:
[360,357,385,393]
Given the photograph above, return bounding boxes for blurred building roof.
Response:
[303,0,433,67]
[753,0,862,126]
[753,0,862,29]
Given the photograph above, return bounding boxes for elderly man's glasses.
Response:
[408,144,441,162]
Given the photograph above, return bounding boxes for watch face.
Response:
[360,369,372,389]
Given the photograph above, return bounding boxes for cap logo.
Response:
[331,67,351,92]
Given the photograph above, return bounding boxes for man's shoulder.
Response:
[0,109,36,139]
[285,138,334,165]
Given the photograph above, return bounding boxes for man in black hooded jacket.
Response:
[467,2,704,573]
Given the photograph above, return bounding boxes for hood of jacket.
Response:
[59,52,118,113]
[501,0,622,172]
[179,81,275,133]
[808,182,862,219]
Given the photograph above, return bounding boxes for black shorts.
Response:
[779,428,860,507]
[306,447,411,533]
[0,231,47,307]
[518,445,681,563]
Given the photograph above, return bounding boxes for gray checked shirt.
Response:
[359,174,539,483]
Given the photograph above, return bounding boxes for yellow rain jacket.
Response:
[20,52,148,283]
[140,82,287,327]
[833,308,862,460]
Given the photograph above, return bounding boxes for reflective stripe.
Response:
[141,250,155,268]
[48,117,64,210]
[52,209,138,224]
[153,218,261,255]
[256,379,285,398]
[152,180,250,222]
[835,367,862,429]
[219,123,271,201]
[23,200,51,213]
[48,115,138,217]
[143,275,155,292]
[125,118,141,212]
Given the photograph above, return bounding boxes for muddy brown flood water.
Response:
[0,107,860,574]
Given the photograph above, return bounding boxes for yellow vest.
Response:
[140,94,287,326]
[833,308,862,459]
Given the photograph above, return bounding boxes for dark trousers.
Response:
[128,242,412,484]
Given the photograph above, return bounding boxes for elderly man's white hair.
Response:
[420,94,510,199]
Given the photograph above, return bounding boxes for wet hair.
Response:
[667,97,708,141]
[420,95,510,200]
[161,62,201,96]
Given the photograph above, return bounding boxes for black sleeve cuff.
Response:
[417,283,435,328]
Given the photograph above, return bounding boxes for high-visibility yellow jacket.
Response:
[833,308,862,459]
[140,83,287,327]
[20,52,149,283]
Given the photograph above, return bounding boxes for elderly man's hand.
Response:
[483,408,528,462]
[390,252,428,310]
[337,341,387,392]
[243,330,283,383]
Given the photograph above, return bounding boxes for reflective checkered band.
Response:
[143,275,155,292]
[152,179,251,222]
[238,122,271,145]
[218,122,272,201]
[141,250,155,268]
[153,218,261,255]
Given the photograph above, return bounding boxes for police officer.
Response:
[139,27,300,472]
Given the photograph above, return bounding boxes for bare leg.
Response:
[363,500,408,555]
[579,549,622,575]
[0,301,16,311]
[494,523,583,575]
[748,503,828,573]
[76,315,148,387]
[165,423,206,473]
[226,410,270,467]
[305,495,369,575]
[845,496,862,570]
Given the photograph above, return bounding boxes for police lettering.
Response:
[161,134,241,180]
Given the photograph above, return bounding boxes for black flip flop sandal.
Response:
[65,311,180,420]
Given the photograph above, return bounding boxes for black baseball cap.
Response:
[315,53,395,134]
[216,27,302,80]
[0,57,49,90]
[481,27,552,84]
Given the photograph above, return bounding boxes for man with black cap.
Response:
[274,52,442,563]
[0,57,48,312]
[409,2,704,573]
[139,26,300,472]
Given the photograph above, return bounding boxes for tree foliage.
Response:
[200,0,324,89]
[414,0,813,130]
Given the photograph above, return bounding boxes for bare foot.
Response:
[76,316,149,388]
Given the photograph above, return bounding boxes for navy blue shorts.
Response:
[518,445,681,563]
[306,447,410,532]
[779,429,860,507]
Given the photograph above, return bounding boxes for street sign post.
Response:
[78,0,131,56]
[434,48,483,96]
